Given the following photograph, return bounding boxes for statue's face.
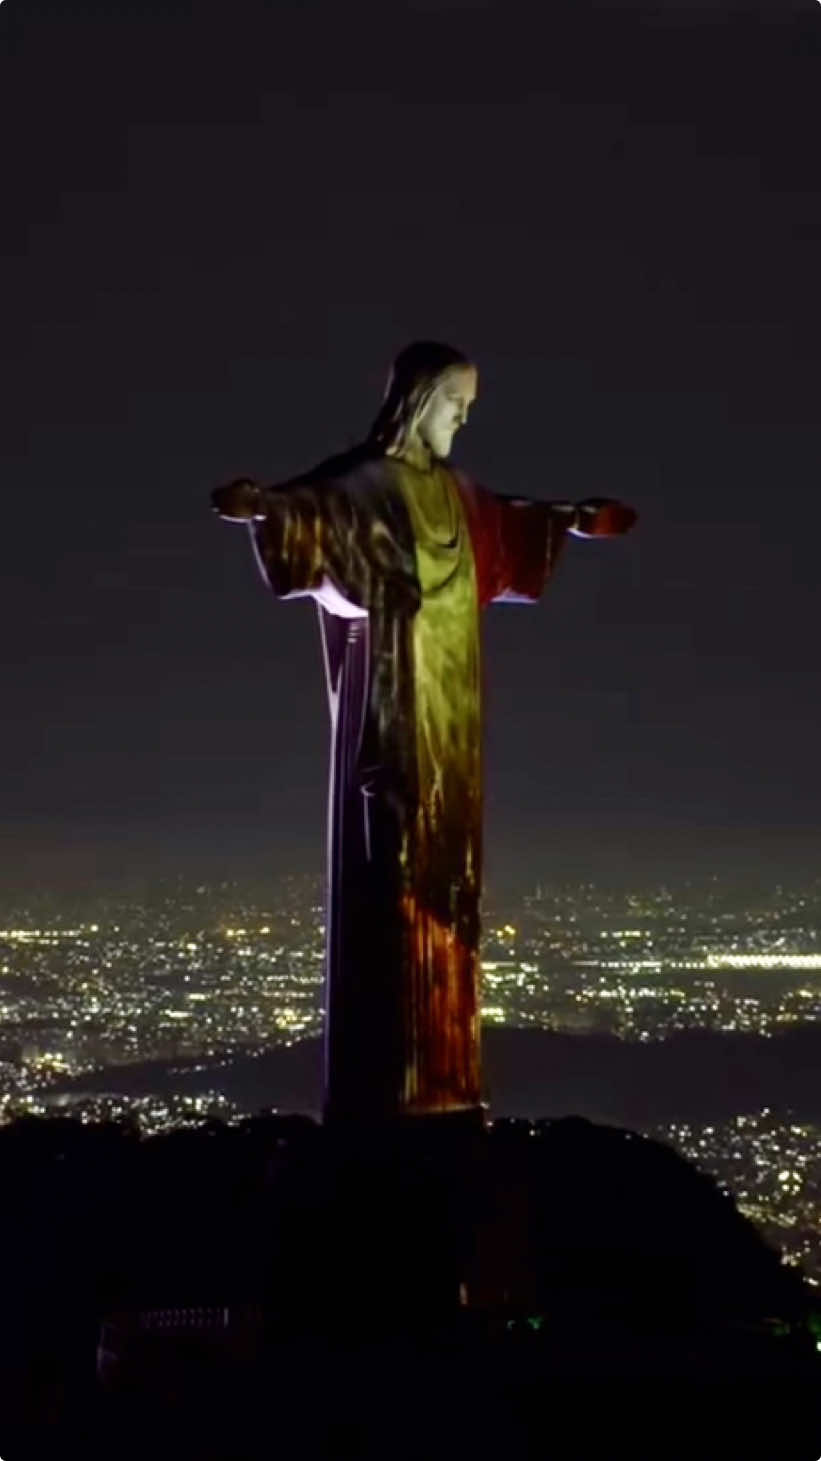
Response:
[416,365,478,460]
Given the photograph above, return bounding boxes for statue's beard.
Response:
[427,432,455,461]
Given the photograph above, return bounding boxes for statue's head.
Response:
[368,341,477,462]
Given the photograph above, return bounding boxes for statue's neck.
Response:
[391,438,435,473]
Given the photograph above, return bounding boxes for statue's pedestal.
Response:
[322,1101,486,1143]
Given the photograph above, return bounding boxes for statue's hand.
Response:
[572,498,637,537]
[211,479,264,521]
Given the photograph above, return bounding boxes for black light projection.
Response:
[212,342,636,1121]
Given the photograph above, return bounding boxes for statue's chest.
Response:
[396,468,473,603]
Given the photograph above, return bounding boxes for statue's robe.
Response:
[247,444,582,1121]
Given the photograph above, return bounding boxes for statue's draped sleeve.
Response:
[248,479,362,609]
[454,476,571,608]
[246,454,422,620]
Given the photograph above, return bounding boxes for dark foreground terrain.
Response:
[0,1110,819,1459]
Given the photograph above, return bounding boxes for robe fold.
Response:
[247,445,571,1120]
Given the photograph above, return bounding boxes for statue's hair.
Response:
[367,340,472,455]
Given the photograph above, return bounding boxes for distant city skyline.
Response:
[3,824,821,908]
[4,868,821,1086]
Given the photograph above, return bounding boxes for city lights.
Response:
[0,874,819,1283]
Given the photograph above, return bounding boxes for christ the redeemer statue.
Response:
[212,342,635,1125]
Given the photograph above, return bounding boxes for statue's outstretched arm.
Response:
[211,473,373,613]
[459,477,637,606]
[211,478,266,521]
[561,498,637,538]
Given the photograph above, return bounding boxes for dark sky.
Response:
[2,0,820,899]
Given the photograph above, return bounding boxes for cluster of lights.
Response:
[0,925,99,942]
[706,953,821,971]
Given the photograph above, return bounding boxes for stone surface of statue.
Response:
[212,342,636,1123]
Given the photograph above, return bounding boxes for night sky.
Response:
[3,0,820,900]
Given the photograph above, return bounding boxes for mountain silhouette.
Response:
[0,1108,818,1460]
[44,1023,821,1125]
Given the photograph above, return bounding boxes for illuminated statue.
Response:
[212,343,635,1123]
